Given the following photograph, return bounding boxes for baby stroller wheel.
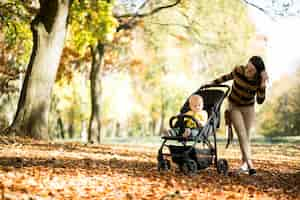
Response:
[158,159,171,171]
[180,159,197,175]
[217,159,228,175]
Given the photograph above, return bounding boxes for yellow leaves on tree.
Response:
[56,47,87,84]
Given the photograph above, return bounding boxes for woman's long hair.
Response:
[249,56,267,85]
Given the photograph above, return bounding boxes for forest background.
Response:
[0,0,299,144]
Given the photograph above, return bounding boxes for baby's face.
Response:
[190,97,203,113]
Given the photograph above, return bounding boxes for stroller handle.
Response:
[199,84,231,97]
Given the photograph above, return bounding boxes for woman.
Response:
[212,56,268,175]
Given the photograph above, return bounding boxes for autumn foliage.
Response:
[0,137,299,200]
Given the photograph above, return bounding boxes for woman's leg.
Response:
[241,105,256,168]
[242,105,255,139]
[229,104,251,167]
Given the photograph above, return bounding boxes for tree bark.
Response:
[115,122,121,138]
[68,123,74,139]
[88,42,104,144]
[8,0,72,140]
[110,120,117,138]
[159,96,166,136]
[57,116,65,139]
[67,108,75,139]
[80,121,88,143]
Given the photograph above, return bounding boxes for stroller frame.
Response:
[157,84,230,175]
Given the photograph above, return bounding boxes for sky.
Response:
[247,3,300,81]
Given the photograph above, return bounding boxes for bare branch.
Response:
[149,22,189,29]
[115,0,181,32]
[242,0,276,21]
[114,0,181,18]
[243,0,269,14]
[137,0,150,11]
[242,0,300,19]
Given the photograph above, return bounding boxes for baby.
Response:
[182,94,208,137]
[164,94,208,138]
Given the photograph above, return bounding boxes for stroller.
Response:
[157,84,230,175]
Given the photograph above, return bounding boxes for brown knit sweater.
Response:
[213,65,266,106]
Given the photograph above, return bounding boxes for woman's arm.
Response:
[256,71,268,104]
[256,86,266,104]
[260,71,269,87]
[212,71,234,84]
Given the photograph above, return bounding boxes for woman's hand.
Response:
[206,81,216,85]
[260,71,269,87]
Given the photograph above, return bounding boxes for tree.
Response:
[0,1,33,128]
[88,42,104,143]
[68,0,118,143]
[66,0,182,143]
[258,69,300,137]
[6,0,73,139]
[0,0,257,141]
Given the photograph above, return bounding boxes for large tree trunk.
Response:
[88,42,104,144]
[8,0,72,139]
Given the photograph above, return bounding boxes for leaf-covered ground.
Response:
[0,137,299,200]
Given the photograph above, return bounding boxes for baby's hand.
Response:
[183,128,191,138]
